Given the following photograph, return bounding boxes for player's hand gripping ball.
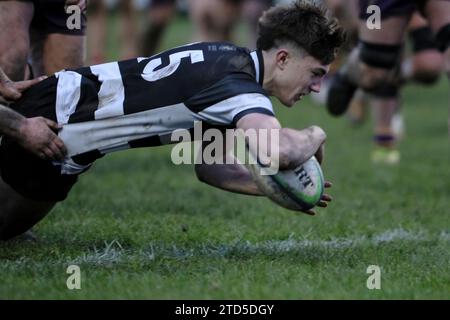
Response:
[247,156,325,212]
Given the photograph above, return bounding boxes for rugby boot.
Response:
[326,71,357,116]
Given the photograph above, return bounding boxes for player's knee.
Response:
[357,41,402,91]
[369,82,399,99]
[359,41,402,70]
[360,72,400,98]
[358,66,389,92]
[408,27,443,84]
[413,64,442,84]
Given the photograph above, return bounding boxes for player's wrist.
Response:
[0,105,26,138]
[15,117,31,142]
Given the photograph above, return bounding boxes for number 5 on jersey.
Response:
[140,50,205,82]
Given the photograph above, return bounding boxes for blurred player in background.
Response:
[188,0,273,47]
[86,0,107,64]
[140,0,178,56]
[242,0,274,48]
[309,0,360,104]
[189,0,242,42]
[87,0,139,63]
[370,12,443,164]
[341,10,444,164]
[326,0,450,163]
[91,0,273,60]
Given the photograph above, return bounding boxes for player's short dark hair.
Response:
[256,0,346,65]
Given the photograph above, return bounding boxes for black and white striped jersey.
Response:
[13,42,274,174]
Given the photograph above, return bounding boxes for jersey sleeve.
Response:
[194,93,275,126]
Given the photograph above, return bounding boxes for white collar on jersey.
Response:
[250,50,265,86]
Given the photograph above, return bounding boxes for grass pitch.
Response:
[1,16,449,299]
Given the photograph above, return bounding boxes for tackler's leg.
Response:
[0,1,34,81]
[0,177,56,241]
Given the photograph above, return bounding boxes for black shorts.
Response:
[359,0,426,20]
[19,0,87,35]
[0,138,79,202]
[0,77,79,202]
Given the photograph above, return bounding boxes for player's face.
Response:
[276,53,329,107]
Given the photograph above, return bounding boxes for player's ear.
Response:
[275,49,289,70]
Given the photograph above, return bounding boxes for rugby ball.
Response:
[246,155,325,212]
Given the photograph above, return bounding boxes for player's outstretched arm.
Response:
[195,138,264,196]
[195,112,328,197]
[235,113,327,170]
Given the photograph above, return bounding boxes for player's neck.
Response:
[261,50,277,96]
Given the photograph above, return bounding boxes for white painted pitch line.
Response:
[67,228,450,265]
